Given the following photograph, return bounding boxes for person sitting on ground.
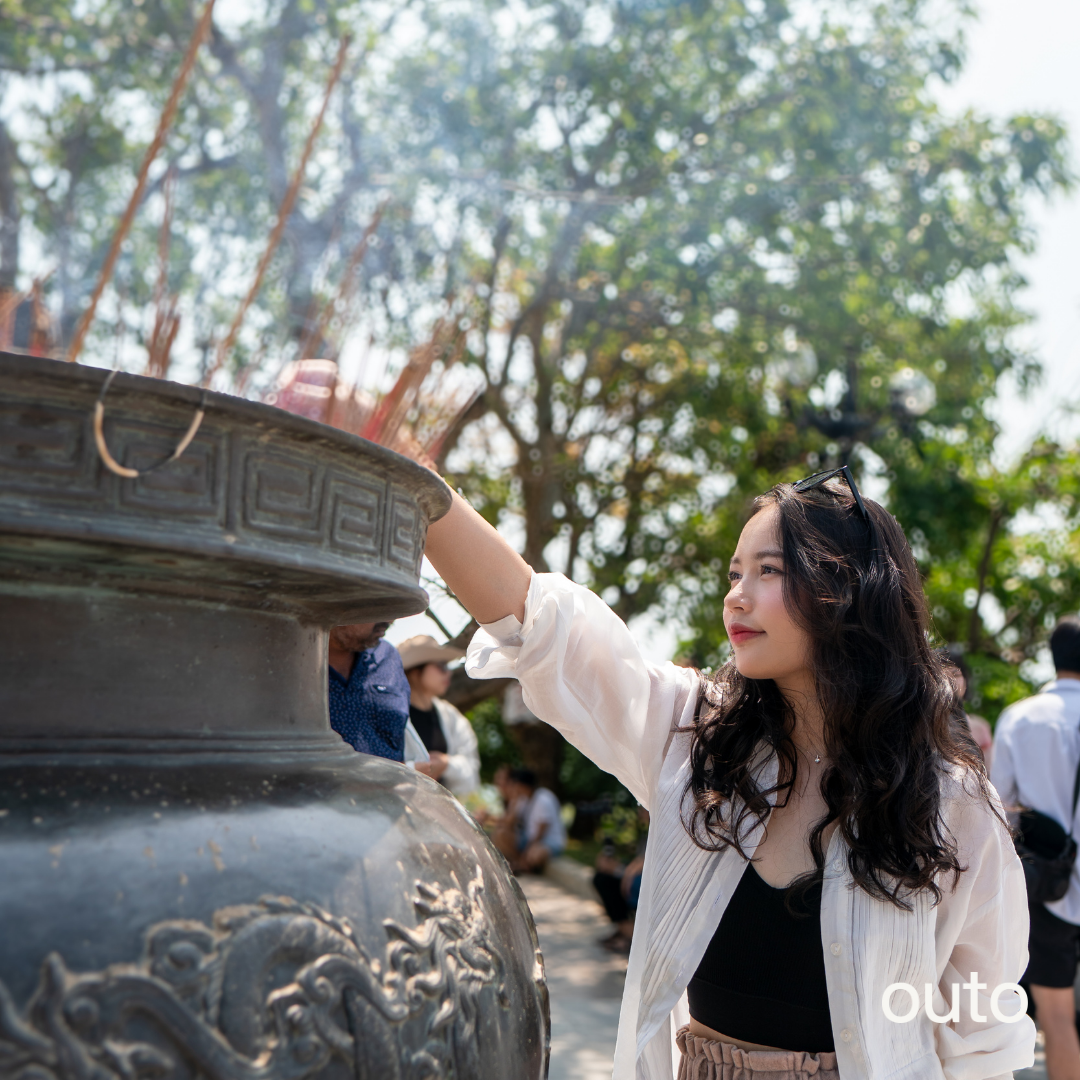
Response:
[328,621,410,761]
[472,762,525,826]
[594,807,649,955]
[493,763,519,816]
[492,768,566,873]
[489,765,526,856]
[396,634,480,797]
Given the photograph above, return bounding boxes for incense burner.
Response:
[0,353,548,1080]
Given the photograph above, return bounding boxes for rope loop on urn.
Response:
[93,369,207,479]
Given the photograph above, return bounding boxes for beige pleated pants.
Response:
[675,1027,840,1080]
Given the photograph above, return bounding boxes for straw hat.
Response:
[396,634,466,672]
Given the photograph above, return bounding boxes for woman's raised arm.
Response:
[424,490,532,625]
[425,486,696,806]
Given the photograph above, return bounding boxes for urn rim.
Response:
[0,351,452,624]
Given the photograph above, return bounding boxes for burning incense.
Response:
[269,306,484,464]
[0,269,54,346]
[360,317,458,446]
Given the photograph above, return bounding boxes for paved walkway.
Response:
[518,875,626,1080]
[1015,1031,1047,1079]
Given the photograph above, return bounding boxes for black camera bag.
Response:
[1015,758,1080,905]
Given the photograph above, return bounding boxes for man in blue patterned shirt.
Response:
[327,621,411,761]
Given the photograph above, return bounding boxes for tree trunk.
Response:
[444,669,513,714]
[520,469,554,573]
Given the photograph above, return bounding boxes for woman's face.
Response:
[723,504,813,691]
[419,661,452,697]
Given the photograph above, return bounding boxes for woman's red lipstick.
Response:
[727,623,764,645]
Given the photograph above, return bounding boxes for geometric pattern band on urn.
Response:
[0,365,442,588]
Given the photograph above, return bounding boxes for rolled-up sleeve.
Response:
[934,778,1035,1080]
[466,572,699,807]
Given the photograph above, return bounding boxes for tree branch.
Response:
[968,507,1004,652]
[0,121,20,291]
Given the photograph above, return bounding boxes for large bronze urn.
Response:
[0,353,548,1080]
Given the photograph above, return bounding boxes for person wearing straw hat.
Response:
[397,635,480,798]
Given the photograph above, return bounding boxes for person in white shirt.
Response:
[397,634,480,798]
[419,464,1034,1080]
[991,616,1080,1080]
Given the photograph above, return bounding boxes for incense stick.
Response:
[66,0,216,365]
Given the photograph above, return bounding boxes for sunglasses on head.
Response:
[792,464,871,524]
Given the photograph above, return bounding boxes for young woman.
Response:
[422,467,1035,1080]
[397,634,481,796]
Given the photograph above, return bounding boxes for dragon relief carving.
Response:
[0,872,510,1080]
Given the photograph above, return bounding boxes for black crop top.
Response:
[687,862,834,1052]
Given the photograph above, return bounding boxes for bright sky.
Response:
[935,0,1080,461]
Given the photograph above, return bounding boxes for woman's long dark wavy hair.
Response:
[685,479,994,909]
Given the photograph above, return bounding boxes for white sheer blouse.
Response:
[466,572,1035,1080]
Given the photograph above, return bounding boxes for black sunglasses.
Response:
[792,465,871,525]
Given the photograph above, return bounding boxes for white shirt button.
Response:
[830,942,842,956]
[840,1029,853,1042]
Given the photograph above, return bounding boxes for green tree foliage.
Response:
[1,0,1076,736]
[914,441,1080,719]
[375,0,1076,720]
